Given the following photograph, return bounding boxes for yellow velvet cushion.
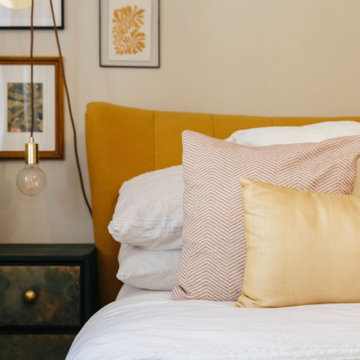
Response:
[236,176,360,308]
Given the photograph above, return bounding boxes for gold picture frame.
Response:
[0,57,64,159]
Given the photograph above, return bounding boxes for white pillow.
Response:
[226,121,360,146]
[117,244,180,290]
[108,165,183,250]
[109,121,360,252]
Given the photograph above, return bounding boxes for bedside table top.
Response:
[0,244,95,261]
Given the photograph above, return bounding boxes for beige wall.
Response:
[1,0,360,244]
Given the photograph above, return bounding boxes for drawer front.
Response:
[0,334,75,360]
[0,265,81,327]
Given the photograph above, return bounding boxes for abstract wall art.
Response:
[100,0,159,68]
[0,0,63,30]
[0,57,64,159]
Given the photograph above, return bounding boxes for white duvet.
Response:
[67,288,360,360]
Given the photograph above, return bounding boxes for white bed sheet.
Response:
[67,288,360,360]
[116,283,148,300]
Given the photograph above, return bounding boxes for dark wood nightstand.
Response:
[0,244,98,360]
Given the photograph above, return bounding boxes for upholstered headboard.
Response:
[85,102,360,306]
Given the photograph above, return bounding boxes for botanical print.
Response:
[7,82,43,133]
[107,0,152,62]
[112,5,146,55]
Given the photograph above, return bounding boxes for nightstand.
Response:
[0,244,98,360]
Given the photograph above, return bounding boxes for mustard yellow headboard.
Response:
[85,102,360,306]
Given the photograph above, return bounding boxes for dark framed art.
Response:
[99,0,160,68]
[0,0,64,30]
[0,57,64,159]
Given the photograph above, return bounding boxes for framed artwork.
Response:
[0,57,64,159]
[0,0,64,30]
[100,0,160,68]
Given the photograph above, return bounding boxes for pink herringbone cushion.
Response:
[172,131,360,301]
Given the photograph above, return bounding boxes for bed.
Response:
[68,285,360,359]
[66,103,360,359]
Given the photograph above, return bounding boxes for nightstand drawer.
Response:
[0,334,75,360]
[0,265,81,327]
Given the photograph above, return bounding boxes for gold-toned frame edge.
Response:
[0,56,64,159]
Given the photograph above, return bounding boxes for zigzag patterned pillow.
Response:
[172,131,360,301]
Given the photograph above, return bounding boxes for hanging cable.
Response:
[48,0,92,216]
[30,0,34,136]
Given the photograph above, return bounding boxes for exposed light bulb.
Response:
[0,0,38,9]
[16,137,46,196]
[16,164,46,196]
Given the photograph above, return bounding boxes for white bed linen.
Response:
[67,289,360,360]
[116,283,163,300]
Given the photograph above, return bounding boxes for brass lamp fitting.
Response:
[25,137,39,165]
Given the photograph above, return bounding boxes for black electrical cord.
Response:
[48,0,92,216]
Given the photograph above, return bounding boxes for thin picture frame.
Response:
[99,0,160,68]
[0,0,64,30]
[0,57,64,159]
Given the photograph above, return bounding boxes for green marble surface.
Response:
[0,334,75,360]
[0,265,81,327]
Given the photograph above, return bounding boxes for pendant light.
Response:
[1,0,92,214]
[16,137,47,196]
[13,0,47,196]
[0,0,37,9]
